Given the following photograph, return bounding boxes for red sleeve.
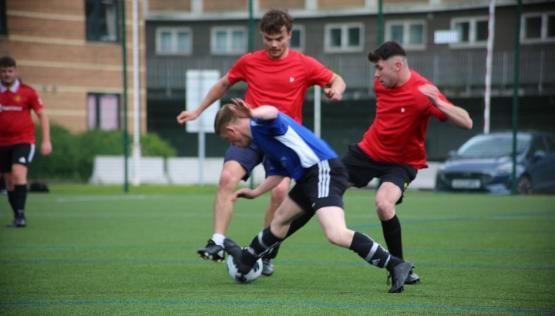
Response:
[28,87,45,112]
[424,85,448,122]
[303,55,334,87]
[227,54,249,85]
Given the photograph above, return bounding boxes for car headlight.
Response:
[496,162,513,175]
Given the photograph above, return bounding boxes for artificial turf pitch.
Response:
[1,185,554,315]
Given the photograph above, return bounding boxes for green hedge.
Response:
[29,125,177,181]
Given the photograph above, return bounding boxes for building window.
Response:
[85,0,119,42]
[522,12,555,43]
[0,0,6,36]
[87,93,120,130]
[450,16,489,48]
[290,25,305,51]
[324,23,364,53]
[156,27,192,55]
[211,27,247,55]
[385,20,426,49]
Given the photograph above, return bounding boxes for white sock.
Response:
[212,233,225,246]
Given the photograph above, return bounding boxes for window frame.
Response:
[87,93,121,130]
[290,25,305,52]
[449,16,489,49]
[385,19,427,50]
[85,0,120,43]
[521,11,555,44]
[210,26,247,55]
[155,27,193,55]
[324,22,364,53]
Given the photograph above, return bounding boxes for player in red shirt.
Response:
[177,9,345,275]
[0,56,52,227]
[342,42,473,284]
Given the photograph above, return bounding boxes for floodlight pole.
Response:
[120,0,129,193]
[483,0,495,134]
[132,0,141,186]
[511,0,522,194]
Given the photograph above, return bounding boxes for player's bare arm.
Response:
[176,75,232,124]
[418,84,473,130]
[234,175,286,201]
[35,109,52,156]
[324,73,346,102]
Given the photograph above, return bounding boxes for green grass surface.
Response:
[1,186,554,315]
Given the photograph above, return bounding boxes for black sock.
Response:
[13,185,27,216]
[381,215,403,259]
[350,231,402,271]
[263,243,280,260]
[248,227,284,259]
[7,190,16,214]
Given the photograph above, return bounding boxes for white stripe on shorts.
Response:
[28,144,36,163]
[317,160,330,198]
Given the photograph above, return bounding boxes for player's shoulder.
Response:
[409,69,432,86]
[17,82,39,95]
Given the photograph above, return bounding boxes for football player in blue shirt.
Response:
[213,99,413,293]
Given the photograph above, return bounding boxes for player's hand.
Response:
[176,110,199,124]
[233,188,257,201]
[230,98,252,118]
[324,87,343,101]
[418,84,440,106]
[41,140,52,156]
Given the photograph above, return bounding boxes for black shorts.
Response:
[341,144,417,203]
[0,143,36,172]
[223,144,274,181]
[288,159,349,214]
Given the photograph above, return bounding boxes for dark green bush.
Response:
[29,125,177,181]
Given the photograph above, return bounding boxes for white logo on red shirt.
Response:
[289,76,295,83]
[400,107,406,113]
[0,105,23,112]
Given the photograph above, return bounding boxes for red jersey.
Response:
[0,80,44,145]
[227,49,334,123]
[358,70,449,169]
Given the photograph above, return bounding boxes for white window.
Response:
[290,25,305,51]
[211,26,247,55]
[156,27,192,55]
[522,12,555,43]
[87,93,120,130]
[450,16,489,48]
[324,23,364,53]
[385,20,426,50]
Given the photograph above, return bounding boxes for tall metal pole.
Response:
[376,0,384,45]
[248,0,255,52]
[511,0,522,194]
[132,0,141,186]
[483,0,495,134]
[121,0,129,193]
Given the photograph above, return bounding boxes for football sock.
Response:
[7,190,16,214]
[212,233,225,246]
[264,244,280,260]
[285,211,313,238]
[381,215,403,259]
[350,231,402,270]
[13,185,27,217]
[248,227,283,259]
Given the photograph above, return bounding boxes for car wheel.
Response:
[517,175,533,194]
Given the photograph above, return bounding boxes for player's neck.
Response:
[395,69,411,88]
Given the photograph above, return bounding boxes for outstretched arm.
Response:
[233,175,286,201]
[419,84,473,129]
[324,73,346,102]
[176,75,232,124]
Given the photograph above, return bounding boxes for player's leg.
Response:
[224,197,306,274]
[8,144,34,228]
[377,165,419,284]
[314,206,411,293]
[260,176,290,275]
[197,145,260,261]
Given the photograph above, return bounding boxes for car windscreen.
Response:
[456,134,531,158]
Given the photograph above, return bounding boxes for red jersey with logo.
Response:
[227,49,334,123]
[358,70,449,169]
[0,80,44,145]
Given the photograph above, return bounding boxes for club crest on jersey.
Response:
[289,76,295,83]
[400,107,406,113]
[14,95,21,103]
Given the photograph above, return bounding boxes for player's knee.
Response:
[375,199,395,219]
[218,169,241,191]
[270,186,287,204]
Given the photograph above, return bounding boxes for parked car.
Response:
[435,131,555,194]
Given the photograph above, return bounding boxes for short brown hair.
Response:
[213,104,239,136]
[259,9,293,34]
[0,56,16,67]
